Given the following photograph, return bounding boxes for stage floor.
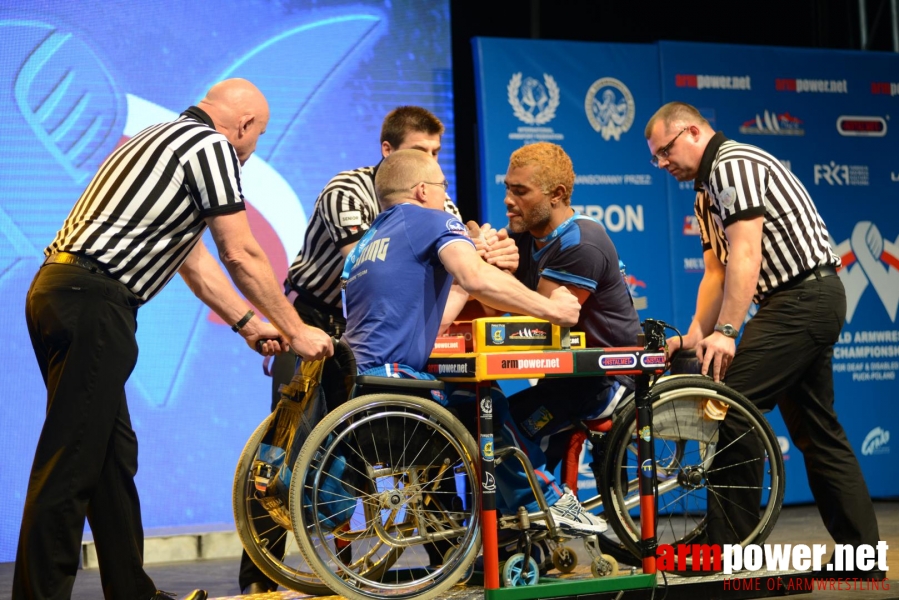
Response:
[1,502,896,600]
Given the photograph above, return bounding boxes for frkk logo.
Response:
[813,162,869,186]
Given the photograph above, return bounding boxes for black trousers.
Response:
[14,264,154,600]
[238,295,346,591]
[707,273,880,547]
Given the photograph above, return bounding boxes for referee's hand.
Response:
[290,325,334,361]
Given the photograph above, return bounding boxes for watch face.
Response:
[716,324,737,338]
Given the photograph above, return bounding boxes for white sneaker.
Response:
[547,490,608,535]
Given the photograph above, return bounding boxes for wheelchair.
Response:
[234,329,786,597]
[234,342,481,600]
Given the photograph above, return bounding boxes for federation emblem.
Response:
[508,72,560,126]
[491,324,506,344]
[834,221,899,322]
[585,77,635,141]
[717,186,737,209]
[480,396,493,415]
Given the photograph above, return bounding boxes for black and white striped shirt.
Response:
[286,164,461,310]
[694,132,839,302]
[46,106,244,303]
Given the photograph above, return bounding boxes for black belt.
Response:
[769,265,838,297]
[43,252,109,276]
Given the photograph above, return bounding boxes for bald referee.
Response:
[646,102,880,571]
[15,79,331,600]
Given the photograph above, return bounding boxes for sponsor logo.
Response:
[684,257,704,273]
[508,72,560,125]
[657,542,889,576]
[446,218,467,234]
[482,471,496,492]
[640,353,666,367]
[813,162,869,186]
[836,115,888,137]
[624,274,648,311]
[683,215,701,236]
[599,354,638,369]
[861,427,890,456]
[871,81,899,95]
[893,172,899,182]
[834,221,899,322]
[338,210,362,226]
[675,74,751,90]
[639,426,651,442]
[775,78,848,93]
[356,237,390,266]
[738,110,805,136]
[571,203,644,232]
[480,435,494,461]
[584,77,635,141]
[491,324,505,344]
[641,459,654,477]
[427,362,471,375]
[509,327,547,340]
[487,352,573,374]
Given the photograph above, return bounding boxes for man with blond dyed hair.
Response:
[501,142,640,501]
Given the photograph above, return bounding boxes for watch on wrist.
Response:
[714,323,739,339]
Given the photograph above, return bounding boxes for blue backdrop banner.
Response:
[473,37,899,505]
[0,0,454,563]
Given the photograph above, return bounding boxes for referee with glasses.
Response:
[646,102,881,569]
[15,79,331,600]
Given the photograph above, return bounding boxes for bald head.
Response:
[376,149,445,210]
[198,78,269,165]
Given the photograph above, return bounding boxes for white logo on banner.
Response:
[584,77,634,141]
[862,427,890,456]
[508,73,560,125]
[833,221,899,322]
[813,162,870,186]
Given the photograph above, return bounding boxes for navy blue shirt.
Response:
[512,215,640,349]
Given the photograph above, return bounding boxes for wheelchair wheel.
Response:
[290,393,481,600]
[600,376,784,564]
[232,415,331,595]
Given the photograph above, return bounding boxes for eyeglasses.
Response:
[414,180,449,191]
[650,127,688,166]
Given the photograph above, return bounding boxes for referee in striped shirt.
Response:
[16,79,332,600]
[646,102,880,564]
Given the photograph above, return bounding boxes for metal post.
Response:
[891,0,899,52]
[859,0,869,49]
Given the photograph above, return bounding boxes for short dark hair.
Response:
[380,106,444,148]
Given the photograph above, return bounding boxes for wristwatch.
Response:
[714,323,739,339]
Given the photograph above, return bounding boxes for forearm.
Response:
[462,262,560,323]
[218,241,304,336]
[718,254,760,328]
[179,241,251,325]
[688,271,725,341]
[441,284,470,332]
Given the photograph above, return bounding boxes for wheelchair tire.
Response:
[290,393,481,600]
[232,414,332,595]
[600,376,784,564]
